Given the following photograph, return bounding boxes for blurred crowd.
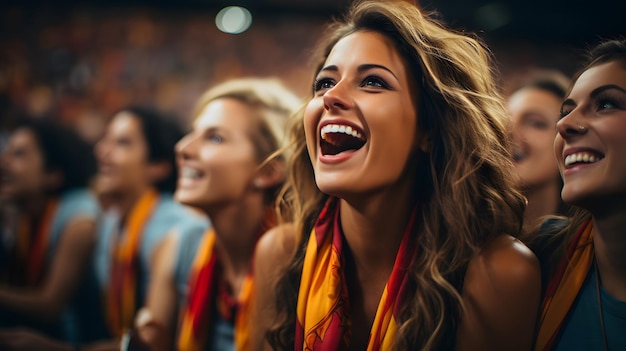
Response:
[0,5,322,143]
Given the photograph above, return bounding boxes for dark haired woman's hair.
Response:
[14,117,96,195]
[584,37,626,69]
[122,106,184,193]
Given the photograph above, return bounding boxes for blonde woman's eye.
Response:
[205,134,223,144]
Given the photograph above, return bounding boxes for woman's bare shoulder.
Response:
[251,223,298,351]
[255,222,298,271]
[457,234,541,351]
[469,234,539,282]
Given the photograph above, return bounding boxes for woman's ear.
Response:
[252,158,286,190]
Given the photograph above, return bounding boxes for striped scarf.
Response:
[15,198,59,286]
[295,198,417,351]
[178,210,275,351]
[535,218,594,351]
[107,188,159,337]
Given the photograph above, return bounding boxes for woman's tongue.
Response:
[320,132,366,156]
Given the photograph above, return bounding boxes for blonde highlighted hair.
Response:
[270,1,525,350]
[192,77,302,163]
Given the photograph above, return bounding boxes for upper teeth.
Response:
[320,124,363,140]
[564,152,599,166]
[181,167,202,179]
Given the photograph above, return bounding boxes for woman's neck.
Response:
[592,209,626,301]
[206,195,267,296]
[109,184,152,226]
[523,181,561,231]
[340,181,417,277]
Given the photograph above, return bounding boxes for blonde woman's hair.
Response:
[193,77,301,204]
[269,1,525,350]
[193,77,302,163]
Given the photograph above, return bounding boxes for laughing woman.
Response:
[131,78,300,351]
[251,1,540,350]
[534,39,626,351]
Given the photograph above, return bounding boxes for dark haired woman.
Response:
[535,38,626,351]
[0,118,101,342]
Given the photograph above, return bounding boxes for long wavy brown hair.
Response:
[269,1,525,349]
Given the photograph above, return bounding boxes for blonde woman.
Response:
[132,78,300,351]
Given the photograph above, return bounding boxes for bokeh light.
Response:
[215,6,252,34]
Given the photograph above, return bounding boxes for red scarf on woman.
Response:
[178,210,275,351]
[295,198,417,351]
[535,218,594,351]
[15,199,59,286]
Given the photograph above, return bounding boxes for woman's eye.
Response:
[313,78,335,92]
[559,108,572,119]
[206,134,223,144]
[598,99,618,110]
[361,76,388,89]
[116,137,132,146]
[529,120,548,129]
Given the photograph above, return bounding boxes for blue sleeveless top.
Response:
[0,188,103,342]
[173,227,205,307]
[93,193,209,329]
[554,267,626,351]
[53,189,106,344]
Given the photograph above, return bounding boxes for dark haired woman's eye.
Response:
[116,137,132,146]
[313,78,335,93]
[597,98,619,111]
[528,119,549,129]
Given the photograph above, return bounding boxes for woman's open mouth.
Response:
[320,123,366,156]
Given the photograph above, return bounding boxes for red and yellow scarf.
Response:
[107,188,159,337]
[535,218,594,351]
[14,199,59,286]
[178,210,275,351]
[295,198,417,351]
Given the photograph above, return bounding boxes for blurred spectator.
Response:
[91,106,208,351]
[507,69,570,233]
[132,77,300,351]
[0,117,101,343]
